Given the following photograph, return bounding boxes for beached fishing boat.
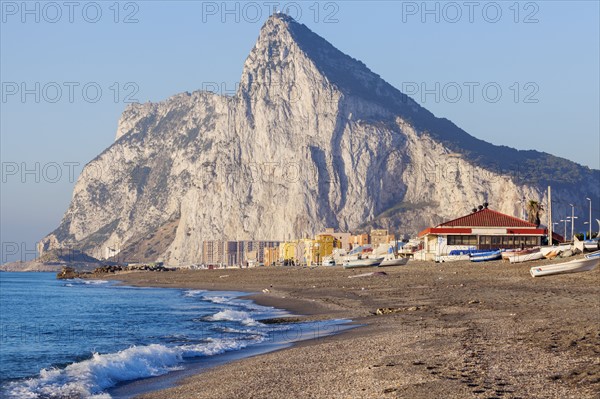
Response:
[501,247,538,261]
[583,238,599,251]
[470,250,502,262]
[343,256,384,269]
[530,251,599,277]
[379,254,408,267]
[437,254,470,262]
[507,250,544,264]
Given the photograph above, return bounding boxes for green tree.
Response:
[526,200,544,227]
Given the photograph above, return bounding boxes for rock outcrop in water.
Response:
[39,14,599,265]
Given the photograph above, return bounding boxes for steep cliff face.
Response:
[40,14,599,265]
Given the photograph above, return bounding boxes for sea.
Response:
[0,272,351,398]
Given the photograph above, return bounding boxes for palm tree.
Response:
[526,200,544,227]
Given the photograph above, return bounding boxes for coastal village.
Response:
[48,200,599,280]
[182,202,599,275]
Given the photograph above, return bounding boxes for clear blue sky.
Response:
[1,1,599,262]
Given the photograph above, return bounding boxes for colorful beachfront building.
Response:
[350,233,369,247]
[280,239,309,265]
[417,207,562,261]
[318,228,351,251]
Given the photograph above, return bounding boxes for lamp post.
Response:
[567,215,578,241]
[586,197,592,239]
[551,222,559,243]
[569,204,575,241]
[559,219,567,242]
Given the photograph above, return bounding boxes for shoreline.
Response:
[98,257,600,399]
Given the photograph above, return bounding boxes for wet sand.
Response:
[103,257,599,399]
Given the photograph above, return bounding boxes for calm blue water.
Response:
[0,273,348,398]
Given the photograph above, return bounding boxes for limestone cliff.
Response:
[39,14,599,265]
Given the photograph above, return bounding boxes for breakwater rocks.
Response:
[56,263,175,279]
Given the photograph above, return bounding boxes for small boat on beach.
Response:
[470,250,502,262]
[583,238,599,251]
[502,247,538,261]
[343,256,384,269]
[530,251,599,277]
[437,254,470,262]
[379,254,409,267]
[507,250,544,264]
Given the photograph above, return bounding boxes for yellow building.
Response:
[280,240,309,266]
[318,228,351,251]
[305,234,341,266]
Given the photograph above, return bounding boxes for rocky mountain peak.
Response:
[38,15,599,266]
[244,14,409,107]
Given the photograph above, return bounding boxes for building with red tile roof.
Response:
[417,206,563,261]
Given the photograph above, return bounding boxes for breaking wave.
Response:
[5,338,259,399]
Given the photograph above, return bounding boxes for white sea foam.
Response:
[183,289,206,297]
[69,279,110,286]
[6,338,257,399]
[207,309,259,326]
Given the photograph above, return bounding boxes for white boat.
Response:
[379,254,409,267]
[437,254,470,262]
[530,252,599,277]
[583,239,599,251]
[502,247,539,260]
[322,257,336,266]
[507,250,545,264]
[343,256,384,269]
[587,250,600,259]
[470,250,502,262]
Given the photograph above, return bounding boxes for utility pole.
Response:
[547,186,552,243]
[560,219,567,242]
[569,204,575,241]
[586,197,592,239]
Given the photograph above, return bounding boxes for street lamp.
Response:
[586,197,592,239]
[567,215,578,241]
[569,204,575,242]
[559,219,568,242]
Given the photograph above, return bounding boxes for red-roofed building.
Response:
[417,207,563,261]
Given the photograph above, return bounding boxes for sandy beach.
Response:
[102,257,599,399]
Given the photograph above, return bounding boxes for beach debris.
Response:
[375,305,425,315]
[348,271,387,279]
[262,288,271,293]
[468,300,480,305]
[219,274,229,278]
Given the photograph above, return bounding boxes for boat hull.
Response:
[343,257,384,269]
[507,251,544,264]
[530,257,599,277]
[502,248,538,260]
[379,257,409,267]
[470,251,502,262]
[437,254,470,262]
